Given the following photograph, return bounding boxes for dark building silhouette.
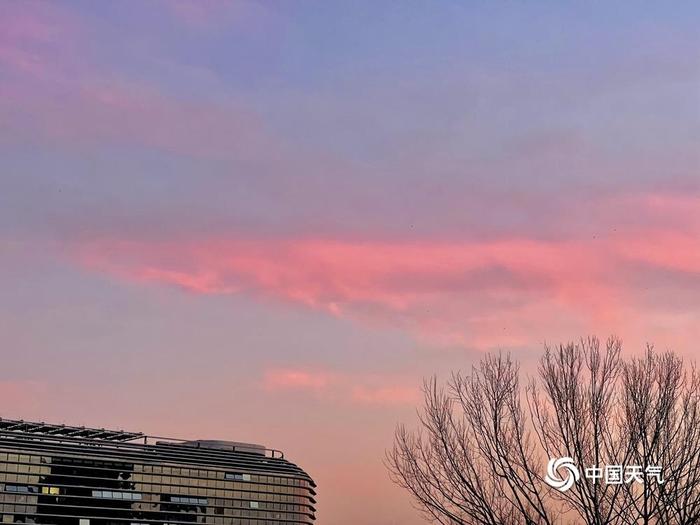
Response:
[0,419,315,525]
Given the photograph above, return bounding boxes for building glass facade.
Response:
[0,420,315,525]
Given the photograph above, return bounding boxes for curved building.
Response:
[0,419,315,525]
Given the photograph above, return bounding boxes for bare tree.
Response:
[387,337,700,524]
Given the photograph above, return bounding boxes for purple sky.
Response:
[1,2,699,523]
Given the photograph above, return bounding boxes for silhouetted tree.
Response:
[387,337,700,524]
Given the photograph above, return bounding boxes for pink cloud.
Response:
[0,3,269,159]
[262,367,419,406]
[263,369,333,392]
[350,385,420,406]
[67,203,700,351]
[0,2,79,77]
[0,77,266,160]
[618,231,700,274]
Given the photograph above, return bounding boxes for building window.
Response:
[249,501,259,509]
[224,473,251,482]
[5,485,38,494]
[92,490,143,500]
[170,496,208,505]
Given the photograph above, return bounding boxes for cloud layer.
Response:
[73,195,700,350]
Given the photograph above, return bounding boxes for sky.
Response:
[0,1,699,523]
